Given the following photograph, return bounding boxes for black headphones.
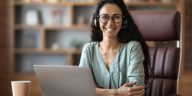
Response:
[94,15,128,29]
[93,16,99,27]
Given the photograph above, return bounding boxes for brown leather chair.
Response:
[131,10,181,96]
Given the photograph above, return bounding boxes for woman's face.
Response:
[99,4,122,39]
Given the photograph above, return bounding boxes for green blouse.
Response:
[79,41,145,89]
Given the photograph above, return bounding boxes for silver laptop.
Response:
[34,65,96,96]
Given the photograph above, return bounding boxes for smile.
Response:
[106,28,115,32]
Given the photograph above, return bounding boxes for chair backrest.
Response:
[131,10,181,96]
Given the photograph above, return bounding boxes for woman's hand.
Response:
[117,82,145,96]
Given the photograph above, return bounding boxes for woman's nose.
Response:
[106,18,115,26]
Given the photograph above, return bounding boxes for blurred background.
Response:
[0,0,191,96]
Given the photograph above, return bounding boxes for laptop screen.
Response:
[34,65,96,96]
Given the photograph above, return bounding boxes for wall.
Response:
[180,0,192,96]
[185,0,192,70]
[0,0,12,96]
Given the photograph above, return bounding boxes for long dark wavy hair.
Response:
[90,0,150,86]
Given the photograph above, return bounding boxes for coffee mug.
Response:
[11,81,31,96]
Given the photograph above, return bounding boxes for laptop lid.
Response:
[34,65,96,96]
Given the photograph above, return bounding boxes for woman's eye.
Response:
[101,16,109,19]
[114,16,121,19]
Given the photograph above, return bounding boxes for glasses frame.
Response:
[97,14,124,24]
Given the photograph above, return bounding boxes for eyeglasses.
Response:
[98,14,123,24]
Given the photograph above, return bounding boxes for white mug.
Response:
[11,81,31,96]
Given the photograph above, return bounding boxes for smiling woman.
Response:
[98,4,122,39]
[79,0,150,96]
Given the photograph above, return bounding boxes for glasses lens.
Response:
[113,15,122,23]
[99,15,109,23]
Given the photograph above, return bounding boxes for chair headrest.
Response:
[130,10,180,41]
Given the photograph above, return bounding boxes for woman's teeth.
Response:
[107,28,114,32]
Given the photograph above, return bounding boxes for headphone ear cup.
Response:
[94,18,98,27]
[122,19,127,29]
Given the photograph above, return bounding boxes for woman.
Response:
[79,0,150,96]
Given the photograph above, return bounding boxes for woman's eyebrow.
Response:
[99,13,122,15]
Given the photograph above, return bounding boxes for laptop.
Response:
[34,65,96,96]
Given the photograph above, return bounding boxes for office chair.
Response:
[131,10,181,96]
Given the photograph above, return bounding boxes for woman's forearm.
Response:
[96,88,118,96]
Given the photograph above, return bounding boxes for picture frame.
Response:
[25,10,39,25]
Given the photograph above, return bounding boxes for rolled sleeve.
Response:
[127,41,145,86]
[79,44,90,67]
